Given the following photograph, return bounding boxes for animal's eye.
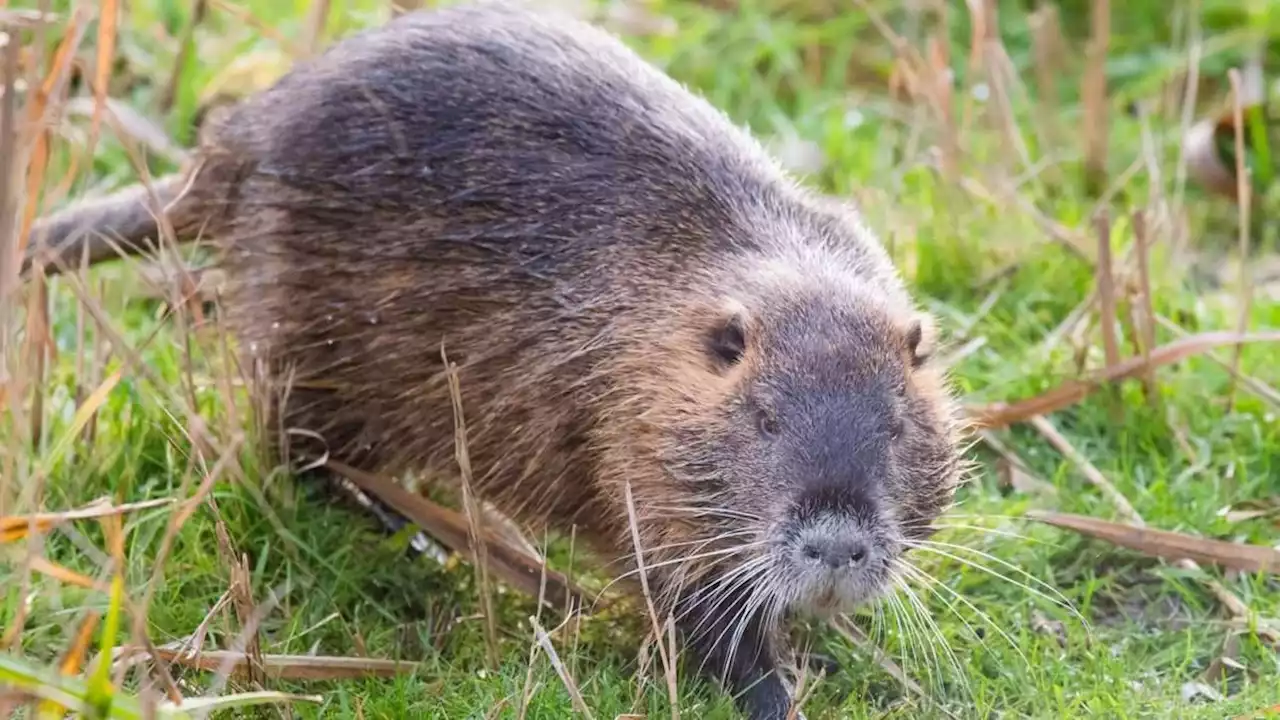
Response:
[707,313,747,367]
[757,408,778,437]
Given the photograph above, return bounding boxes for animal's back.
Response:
[210,0,784,228]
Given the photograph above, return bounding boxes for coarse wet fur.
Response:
[26,2,966,717]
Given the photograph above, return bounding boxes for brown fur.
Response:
[25,3,965,717]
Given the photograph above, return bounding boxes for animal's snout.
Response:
[793,520,875,572]
[800,535,869,570]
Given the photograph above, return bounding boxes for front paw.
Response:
[739,672,796,720]
[801,651,840,678]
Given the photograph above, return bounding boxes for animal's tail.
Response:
[20,171,202,278]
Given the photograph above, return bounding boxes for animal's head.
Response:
[620,240,964,623]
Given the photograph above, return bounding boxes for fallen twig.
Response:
[966,331,1280,428]
[326,460,591,613]
[1025,511,1280,575]
[1028,415,1141,525]
[1025,427,1275,642]
[1,497,173,542]
[143,648,422,680]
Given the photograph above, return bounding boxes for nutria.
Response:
[23,2,965,717]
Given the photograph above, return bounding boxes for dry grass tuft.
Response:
[530,614,595,719]
[622,480,680,719]
[1082,0,1110,193]
[444,346,501,670]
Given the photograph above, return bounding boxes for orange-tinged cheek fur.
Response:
[593,320,757,605]
[899,360,965,530]
[916,363,963,456]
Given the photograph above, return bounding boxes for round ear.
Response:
[706,309,748,368]
[905,315,935,368]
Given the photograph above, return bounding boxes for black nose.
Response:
[801,537,869,570]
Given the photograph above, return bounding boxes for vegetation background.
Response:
[2,0,1279,717]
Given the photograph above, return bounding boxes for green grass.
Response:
[4,0,1280,718]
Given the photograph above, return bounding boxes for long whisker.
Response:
[885,591,926,693]
[680,554,768,616]
[904,539,1084,624]
[689,561,772,684]
[893,582,940,694]
[726,563,789,692]
[603,529,761,565]
[660,548,747,617]
[596,529,761,583]
[897,559,1032,670]
[608,540,767,584]
[893,565,975,701]
[596,538,764,605]
[646,505,765,523]
[760,589,790,693]
[654,531,767,610]
[700,586,758,686]
[683,556,772,640]
[925,523,1049,545]
[680,560,767,643]
[899,575,965,694]
[903,513,1042,525]
[896,561,993,661]
[722,576,771,686]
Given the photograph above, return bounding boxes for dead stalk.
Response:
[87,0,118,156]
[927,32,957,181]
[445,347,500,670]
[1093,211,1120,369]
[25,267,45,449]
[623,480,680,718]
[391,0,424,17]
[1029,3,1062,151]
[0,20,22,430]
[978,2,1032,175]
[1082,0,1110,193]
[302,0,332,56]
[1172,0,1202,209]
[161,0,208,113]
[212,505,266,688]
[1153,316,1280,408]
[1225,69,1253,411]
[517,537,553,720]
[1131,211,1157,404]
[139,438,243,628]
[20,7,89,455]
[530,615,595,719]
